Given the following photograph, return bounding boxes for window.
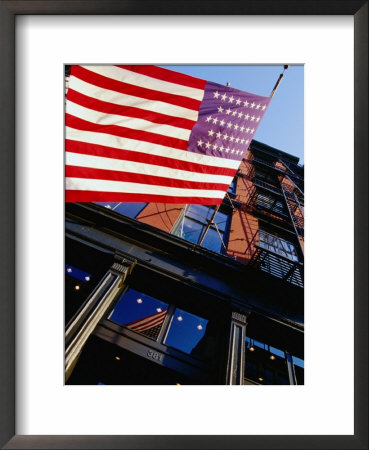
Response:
[254,170,278,185]
[95,202,147,219]
[65,264,95,325]
[294,365,304,385]
[109,288,169,341]
[164,308,208,357]
[172,204,231,254]
[108,288,213,361]
[65,238,112,326]
[255,192,286,215]
[227,177,237,196]
[244,336,304,385]
[258,230,299,262]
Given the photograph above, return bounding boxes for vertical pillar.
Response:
[65,253,136,381]
[226,312,248,385]
[285,351,297,385]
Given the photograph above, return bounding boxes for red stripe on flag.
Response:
[67,89,196,130]
[117,65,207,90]
[129,314,167,331]
[65,190,223,205]
[65,114,189,151]
[126,309,167,330]
[66,165,230,191]
[70,65,202,111]
[65,140,237,177]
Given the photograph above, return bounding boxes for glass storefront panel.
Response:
[109,288,169,340]
[164,308,208,358]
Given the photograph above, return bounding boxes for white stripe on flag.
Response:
[65,127,241,170]
[66,100,191,141]
[66,178,227,199]
[83,65,205,101]
[66,152,234,185]
[69,75,199,121]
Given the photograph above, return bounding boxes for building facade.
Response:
[65,139,304,385]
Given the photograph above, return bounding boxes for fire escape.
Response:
[280,175,304,252]
[244,151,304,288]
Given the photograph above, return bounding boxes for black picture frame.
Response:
[0,1,367,449]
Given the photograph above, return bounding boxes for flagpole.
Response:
[270,65,289,98]
[198,204,221,246]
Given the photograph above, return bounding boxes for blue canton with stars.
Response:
[187,81,271,161]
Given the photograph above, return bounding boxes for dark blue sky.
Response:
[161,65,304,165]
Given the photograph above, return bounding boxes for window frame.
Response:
[94,202,148,219]
[171,204,232,254]
[258,229,300,262]
[106,285,215,362]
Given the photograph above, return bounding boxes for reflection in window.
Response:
[245,360,258,380]
[244,336,304,385]
[262,368,274,384]
[258,230,299,262]
[109,288,169,340]
[227,177,237,196]
[269,345,285,358]
[108,288,214,361]
[164,308,208,357]
[294,365,304,385]
[65,238,113,327]
[255,192,286,215]
[276,373,289,385]
[95,202,147,219]
[292,355,304,368]
[173,204,230,253]
[65,264,95,325]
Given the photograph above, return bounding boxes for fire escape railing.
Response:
[251,156,304,182]
[280,177,304,257]
[248,230,304,288]
[244,182,290,222]
[252,178,283,196]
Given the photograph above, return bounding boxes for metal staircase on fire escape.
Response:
[279,171,304,256]
[245,154,304,288]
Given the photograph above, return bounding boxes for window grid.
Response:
[173,204,231,254]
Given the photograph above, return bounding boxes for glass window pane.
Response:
[164,308,209,358]
[262,368,275,385]
[245,360,258,381]
[211,210,228,232]
[276,373,289,385]
[186,205,227,229]
[202,228,224,253]
[294,365,304,385]
[108,288,169,341]
[185,204,211,223]
[259,230,299,262]
[270,346,285,358]
[65,238,113,326]
[292,356,304,368]
[180,219,205,243]
[173,205,230,254]
[95,202,147,219]
[228,178,237,194]
[65,264,102,325]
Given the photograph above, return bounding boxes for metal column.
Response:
[226,312,248,385]
[285,351,298,385]
[65,253,136,381]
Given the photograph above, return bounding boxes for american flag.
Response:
[65,65,271,204]
[125,308,168,339]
